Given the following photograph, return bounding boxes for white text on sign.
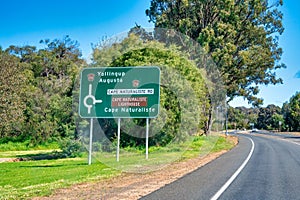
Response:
[107,89,154,95]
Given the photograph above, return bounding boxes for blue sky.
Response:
[0,0,299,108]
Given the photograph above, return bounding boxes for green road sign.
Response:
[79,66,160,118]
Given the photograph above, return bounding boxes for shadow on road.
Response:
[284,136,300,139]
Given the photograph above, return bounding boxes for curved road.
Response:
[141,132,300,200]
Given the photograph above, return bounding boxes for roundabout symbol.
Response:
[83,83,103,114]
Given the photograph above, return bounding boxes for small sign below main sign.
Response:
[79,66,160,118]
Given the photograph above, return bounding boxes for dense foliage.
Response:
[228,91,299,131]
[0,50,27,137]
[92,33,210,147]
[0,36,85,145]
[227,106,258,129]
[0,0,298,150]
[283,92,300,131]
[146,0,285,106]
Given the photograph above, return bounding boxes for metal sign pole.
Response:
[88,118,93,165]
[117,118,121,162]
[146,118,149,159]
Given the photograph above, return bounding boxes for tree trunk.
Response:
[204,104,213,135]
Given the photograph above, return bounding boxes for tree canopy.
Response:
[92,32,210,145]
[146,0,285,106]
[0,50,27,137]
[257,104,282,130]
[227,91,300,132]
[283,92,300,131]
[1,36,85,144]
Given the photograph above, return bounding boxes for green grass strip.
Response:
[0,135,236,200]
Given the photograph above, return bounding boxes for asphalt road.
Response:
[141,132,300,200]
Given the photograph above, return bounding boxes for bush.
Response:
[92,142,102,152]
[58,139,84,158]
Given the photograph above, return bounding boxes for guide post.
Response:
[117,118,121,162]
[146,118,149,159]
[88,118,93,165]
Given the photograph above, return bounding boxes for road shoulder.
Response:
[33,136,238,200]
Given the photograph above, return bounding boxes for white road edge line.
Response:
[210,137,255,200]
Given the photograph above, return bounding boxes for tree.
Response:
[227,106,258,129]
[227,106,245,129]
[92,32,210,146]
[271,113,285,131]
[5,36,85,144]
[257,104,281,130]
[146,0,285,106]
[284,92,300,131]
[0,50,27,139]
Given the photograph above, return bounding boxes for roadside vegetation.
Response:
[0,0,296,199]
[0,134,235,200]
[0,0,290,150]
[227,92,300,131]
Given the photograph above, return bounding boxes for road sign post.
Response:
[79,67,160,164]
[146,118,149,159]
[88,118,93,165]
[117,118,121,162]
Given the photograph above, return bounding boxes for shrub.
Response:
[58,139,84,158]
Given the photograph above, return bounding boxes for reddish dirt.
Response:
[0,157,24,163]
[0,158,15,163]
[32,136,238,200]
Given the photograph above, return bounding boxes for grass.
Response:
[91,135,236,173]
[0,134,236,200]
[0,141,59,152]
[0,150,60,159]
[0,158,120,200]
[182,134,235,159]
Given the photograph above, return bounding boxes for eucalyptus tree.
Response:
[257,104,282,130]
[0,50,27,139]
[146,0,285,106]
[284,92,300,131]
[6,36,85,144]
